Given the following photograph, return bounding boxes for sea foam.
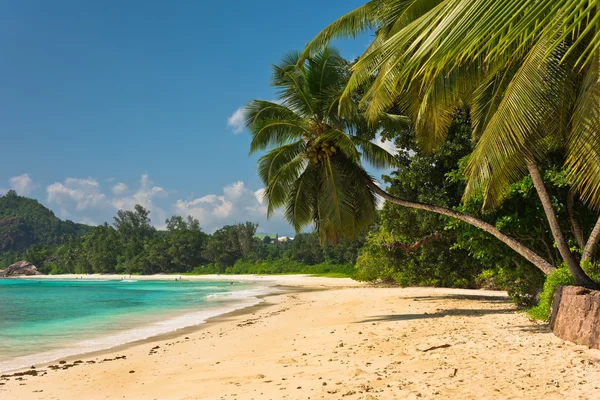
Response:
[0,283,273,374]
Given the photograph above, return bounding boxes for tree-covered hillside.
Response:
[0,191,359,276]
[0,190,91,253]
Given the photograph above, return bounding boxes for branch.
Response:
[384,232,442,252]
[364,176,556,275]
[582,215,600,262]
[567,190,586,250]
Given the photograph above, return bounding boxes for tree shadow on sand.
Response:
[509,324,551,333]
[407,294,511,304]
[357,294,551,334]
[357,307,515,324]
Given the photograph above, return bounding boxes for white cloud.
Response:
[175,181,286,234]
[254,188,265,204]
[9,174,36,196]
[373,133,398,156]
[36,173,292,234]
[111,182,129,196]
[47,177,107,214]
[227,106,245,134]
[111,174,168,228]
[45,174,169,228]
[213,198,233,218]
[223,181,245,200]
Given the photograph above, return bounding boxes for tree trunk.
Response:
[526,161,599,289]
[582,215,600,262]
[567,190,585,250]
[365,179,556,275]
[385,232,442,252]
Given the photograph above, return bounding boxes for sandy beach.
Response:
[2,277,600,400]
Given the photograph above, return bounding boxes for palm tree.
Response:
[245,48,405,244]
[246,47,560,280]
[299,0,600,288]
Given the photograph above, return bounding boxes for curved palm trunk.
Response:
[567,190,586,250]
[365,179,556,275]
[582,216,600,262]
[527,162,599,289]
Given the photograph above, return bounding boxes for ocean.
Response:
[0,278,267,373]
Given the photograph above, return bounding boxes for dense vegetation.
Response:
[0,190,91,252]
[237,0,600,318]
[0,194,359,276]
[243,44,600,323]
[352,114,597,306]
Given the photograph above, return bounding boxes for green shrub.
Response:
[300,262,355,277]
[354,230,396,283]
[528,267,575,321]
[185,260,354,277]
[186,264,224,275]
[46,262,70,275]
[476,262,546,307]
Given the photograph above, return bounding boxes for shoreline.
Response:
[0,279,325,375]
[12,273,363,287]
[2,282,600,399]
[0,276,351,375]
[0,285,306,375]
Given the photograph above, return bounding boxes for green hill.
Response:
[0,190,91,252]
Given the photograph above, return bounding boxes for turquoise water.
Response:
[0,279,265,372]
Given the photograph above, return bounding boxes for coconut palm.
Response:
[300,0,600,287]
[245,48,407,244]
[246,47,562,281]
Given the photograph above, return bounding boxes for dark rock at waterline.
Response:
[0,261,42,277]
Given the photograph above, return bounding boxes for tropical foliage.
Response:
[0,190,90,253]
[298,0,600,288]
[0,191,359,276]
[245,47,405,244]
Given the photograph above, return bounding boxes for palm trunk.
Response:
[526,161,598,289]
[567,190,586,250]
[582,216,600,262]
[365,179,556,275]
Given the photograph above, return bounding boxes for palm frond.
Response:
[567,55,600,208]
[246,100,307,153]
[257,141,306,187]
[300,1,380,61]
[272,52,316,117]
[464,37,569,208]
[263,152,307,217]
[352,137,399,169]
[284,165,318,232]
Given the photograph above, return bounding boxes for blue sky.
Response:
[0,0,386,235]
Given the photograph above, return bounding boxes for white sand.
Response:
[2,278,600,399]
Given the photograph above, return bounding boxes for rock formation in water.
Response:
[0,260,42,277]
